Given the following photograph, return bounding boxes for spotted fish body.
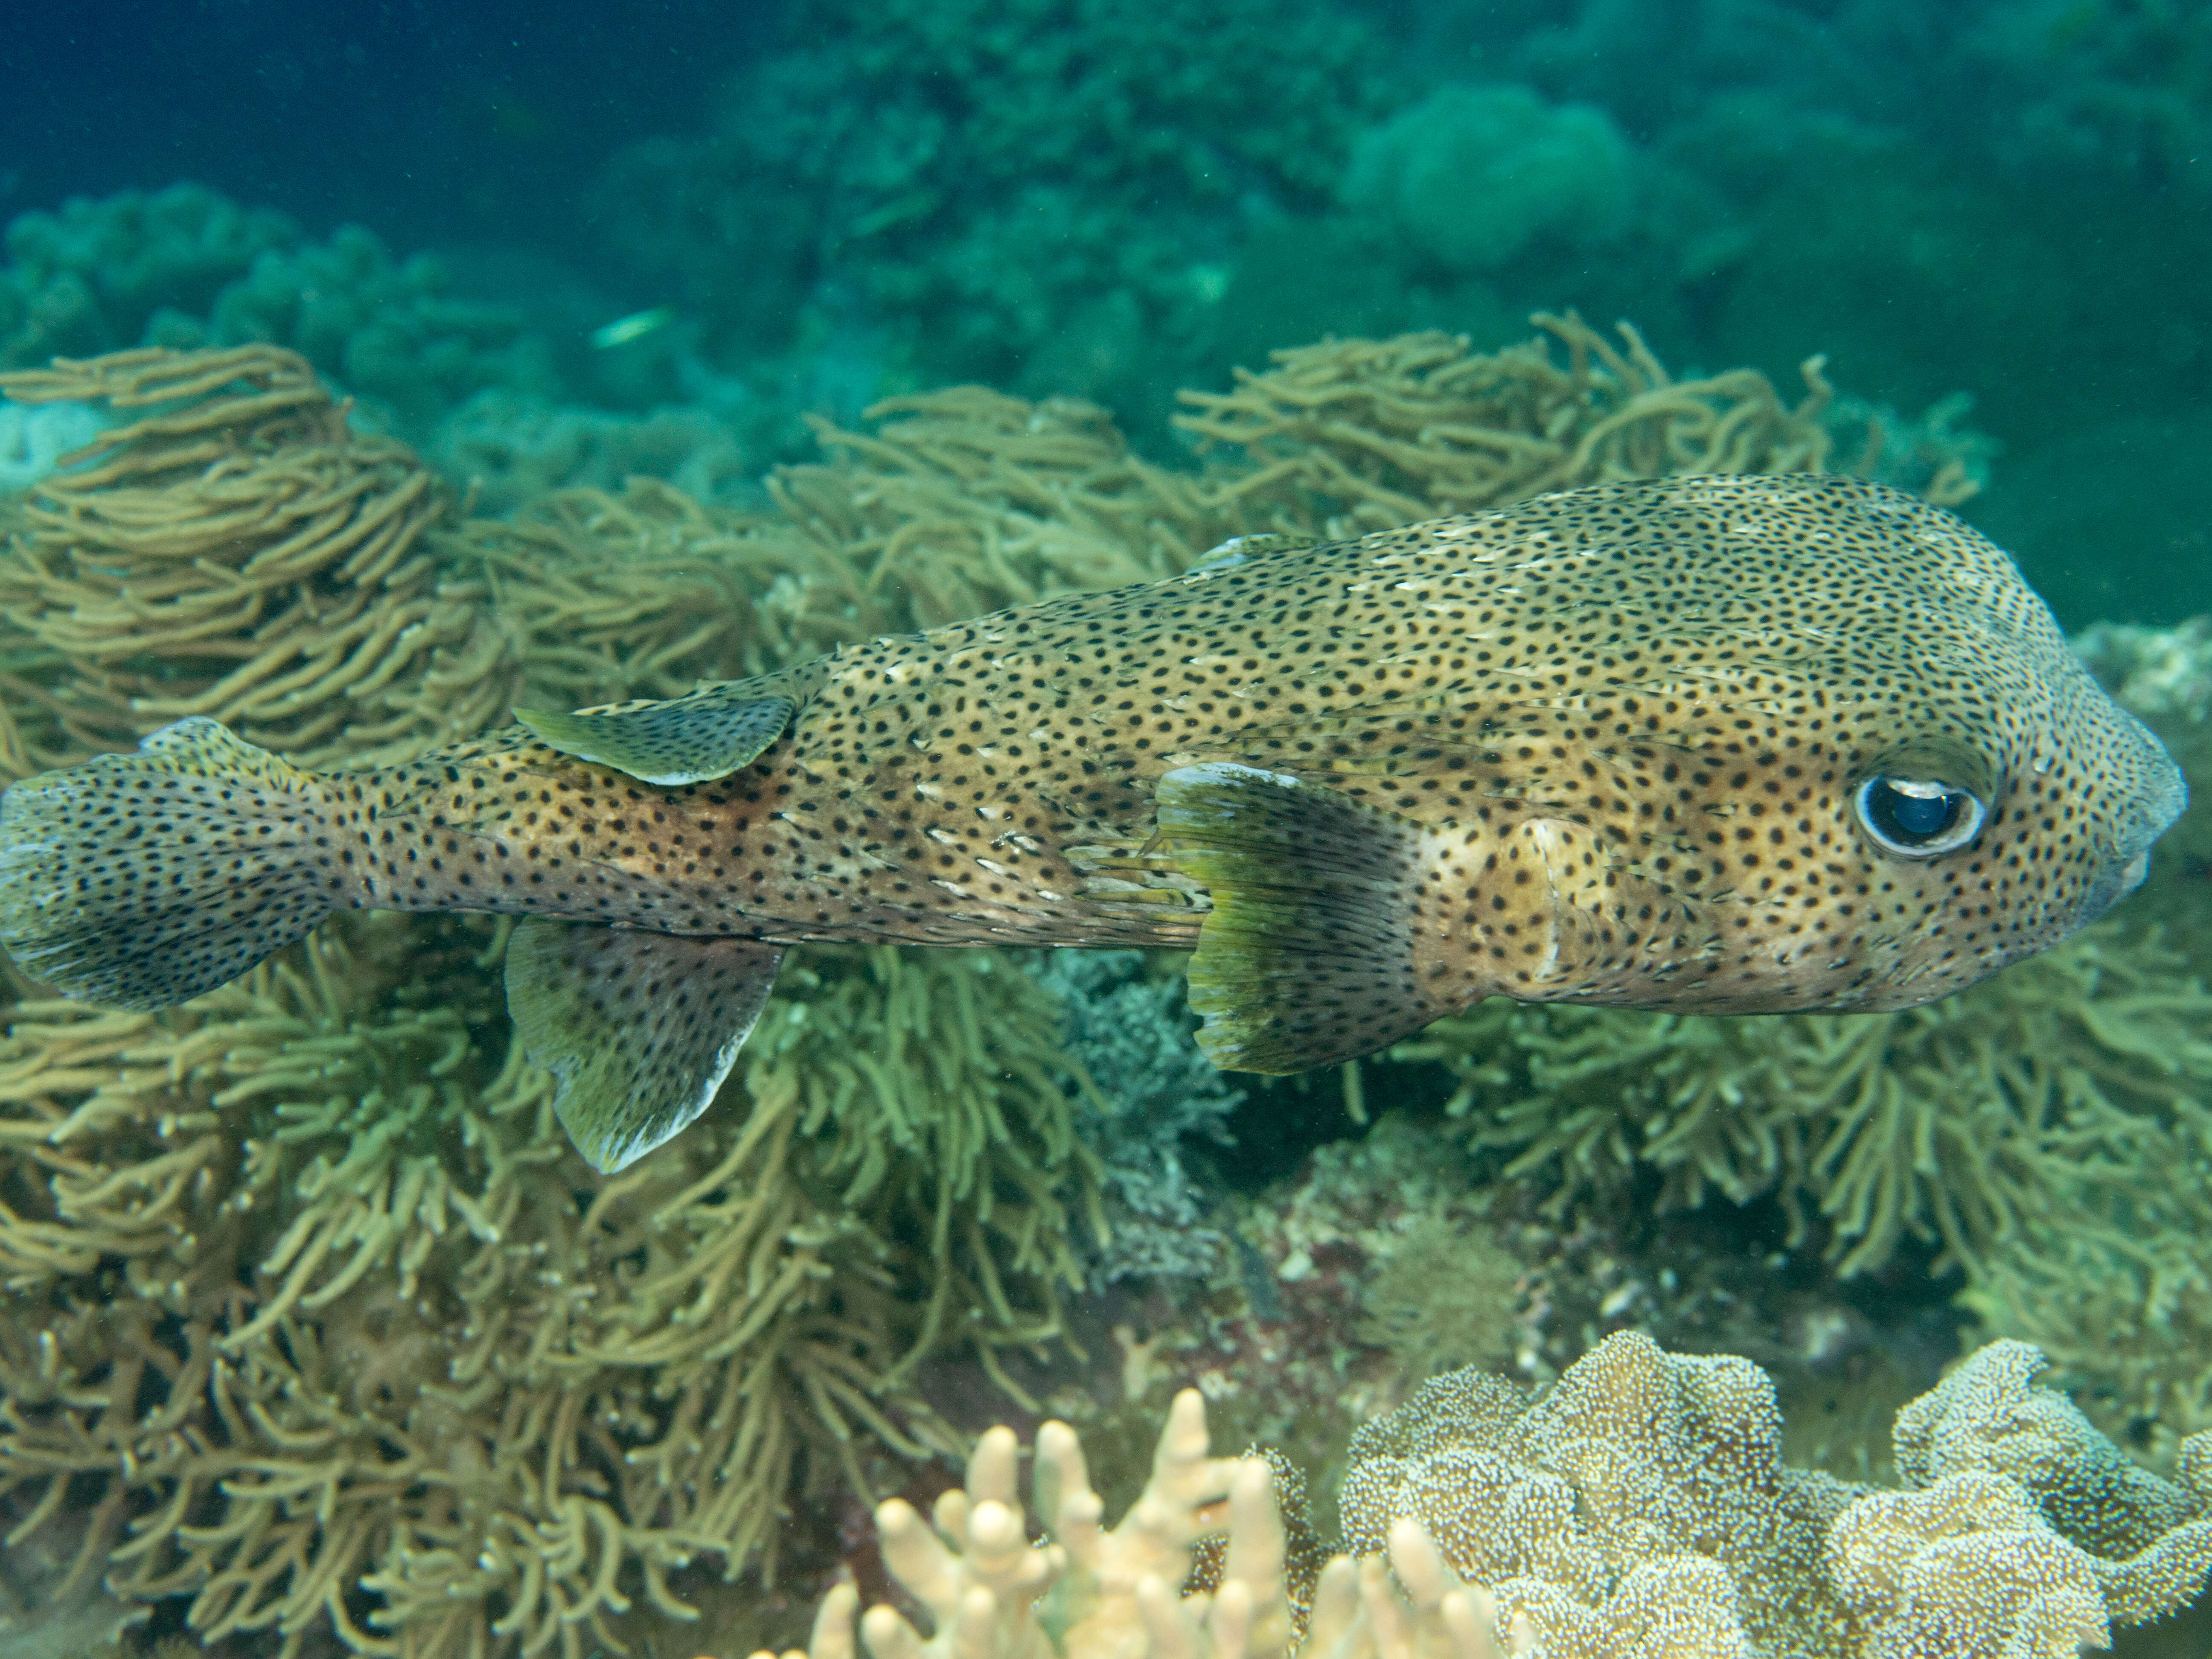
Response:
[0,477,2183,1171]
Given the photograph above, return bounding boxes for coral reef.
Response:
[0,918,1094,1659]
[764,1388,1506,1659]
[553,0,2212,533]
[0,185,297,370]
[774,1337,2212,1657]
[0,185,556,439]
[1033,951,1243,1286]
[170,224,559,434]
[1964,0,2212,196]
[1391,920,2212,1281]
[588,0,1390,405]
[598,311,1929,667]
[0,350,832,784]
[0,342,1130,1652]
[0,334,2200,1657]
[0,346,506,776]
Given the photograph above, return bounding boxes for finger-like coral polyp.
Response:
[772,1340,2210,1659]
[759,1386,1509,1659]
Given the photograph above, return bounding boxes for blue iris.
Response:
[1887,789,1954,837]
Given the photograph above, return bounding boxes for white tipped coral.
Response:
[754,1388,1511,1659]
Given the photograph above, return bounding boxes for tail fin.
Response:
[0,717,345,1010]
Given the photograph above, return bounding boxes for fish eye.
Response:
[1854,776,1986,857]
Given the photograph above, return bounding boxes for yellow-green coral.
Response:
[1392,921,2212,1282]
[1355,1215,1527,1390]
[0,918,1096,1658]
[0,346,506,777]
[1174,311,1835,536]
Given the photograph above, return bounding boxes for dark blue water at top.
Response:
[0,0,2207,623]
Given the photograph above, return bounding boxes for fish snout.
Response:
[2076,726,2187,926]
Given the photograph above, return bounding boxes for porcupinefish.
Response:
[0,476,2183,1173]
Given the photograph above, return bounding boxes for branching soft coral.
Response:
[0,345,509,776]
[1174,311,1835,536]
[1393,922,2212,1282]
[0,921,1099,1659]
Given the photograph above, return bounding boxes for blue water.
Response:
[4,0,2207,624]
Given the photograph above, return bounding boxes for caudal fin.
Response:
[0,717,345,1010]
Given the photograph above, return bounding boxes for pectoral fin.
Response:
[504,918,784,1173]
[515,682,797,786]
[1155,763,1456,1074]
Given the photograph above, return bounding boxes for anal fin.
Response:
[1154,763,1456,1074]
[515,681,797,786]
[504,918,784,1173]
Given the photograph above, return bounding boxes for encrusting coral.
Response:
[1337,1333,2212,1656]
[768,1338,2211,1659]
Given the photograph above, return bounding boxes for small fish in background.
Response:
[0,476,2183,1173]
[588,306,676,349]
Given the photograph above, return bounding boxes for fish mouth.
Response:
[2118,847,2151,895]
[2076,846,2153,929]
[2075,735,2187,926]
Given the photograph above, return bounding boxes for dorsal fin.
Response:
[1190,532,1319,570]
[514,681,797,786]
[504,919,784,1172]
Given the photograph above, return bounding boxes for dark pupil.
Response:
[1880,785,1958,840]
